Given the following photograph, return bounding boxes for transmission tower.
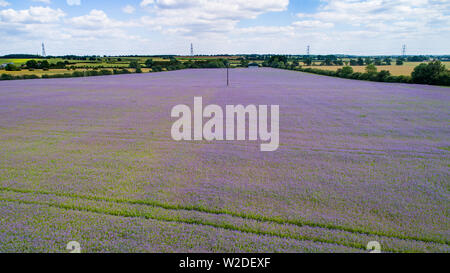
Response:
[41,42,46,57]
[402,44,406,57]
[190,43,194,57]
[307,45,310,56]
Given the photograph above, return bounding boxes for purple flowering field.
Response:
[0,68,449,252]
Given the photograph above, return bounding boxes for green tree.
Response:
[365,64,377,74]
[40,60,50,69]
[304,58,312,66]
[337,66,354,77]
[145,59,153,68]
[357,57,364,66]
[268,56,287,67]
[5,64,20,71]
[411,61,448,85]
[376,70,391,81]
[26,60,38,69]
[240,59,249,67]
[129,60,141,69]
[396,59,404,65]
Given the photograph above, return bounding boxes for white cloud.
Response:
[296,0,450,35]
[66,0,81,6]
[140,0,154,7]
[68,9,135,29]
[0,0,10,7]
[237,25,294,35]
[292,20,334,28]
[139,0,289,35]
[32,0,51,4]
[0,6,66,23]
[0,0,449,55]
[122,5,135,14]
[287,0,450,54]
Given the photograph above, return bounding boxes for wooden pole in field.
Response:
[227,61,229,87]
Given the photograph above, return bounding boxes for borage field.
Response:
[0,68,448,252]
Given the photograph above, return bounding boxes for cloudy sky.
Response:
[0,0,449,56]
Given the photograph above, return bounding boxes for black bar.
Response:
[0,253,445,272]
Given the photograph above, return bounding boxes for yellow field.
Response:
[3,69,85,76]
[308,62,450,76]
[0,58,67,65]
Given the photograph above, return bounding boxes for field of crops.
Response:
[313,62,450,76]
[2,68,148,77]
[0,68,448,252]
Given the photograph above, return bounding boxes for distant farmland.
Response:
[0,68,448,252]
[314,61,450,76]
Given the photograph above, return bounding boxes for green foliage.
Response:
[357,57,364,66]
[376,70,391,81]
[1,73,14,80]
[113,69,131,75]
[182,59,226,69]
[364,58,373,65]
[240,59,249,67]
[303,58,312,66]
[40,60,50,69]
[5,64,21,71]
[129,60,141,69]
[145,59,153,68]
[411,61,449,85]
[100,69,113,75]
[323,57,332,66]
[407,56,428,62]
[26,60,38,69]
[365,64,377,74]
[71,71,85,77]
[51,61,67,69]
[336,66,354,77]
[396,59,404,66]
[1,73,39,80]
[152,66,162,72]
[264,56,287,67]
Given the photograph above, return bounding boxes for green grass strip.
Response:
[0,186,448,246]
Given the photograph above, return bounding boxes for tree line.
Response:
[263,56,449,86]
[0,58,232,81]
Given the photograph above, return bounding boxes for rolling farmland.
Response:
[0,68,449,252]
[304,62,450,76]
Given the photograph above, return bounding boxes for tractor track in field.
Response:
[0,186,448,251]
[0,197,367,251]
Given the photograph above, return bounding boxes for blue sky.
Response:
[0,0,449,56]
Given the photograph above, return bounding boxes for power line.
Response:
[190,43,194,56]
[402,44,406,56]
